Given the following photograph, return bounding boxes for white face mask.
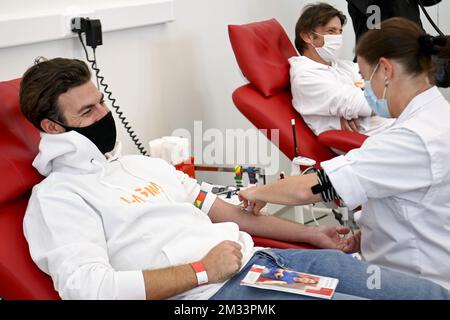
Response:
[311,33,343,63]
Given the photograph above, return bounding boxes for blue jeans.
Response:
[210,249,450,300]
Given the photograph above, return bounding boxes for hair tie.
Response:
[418,34,437,55]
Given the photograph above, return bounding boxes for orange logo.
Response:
[120,181,162,204]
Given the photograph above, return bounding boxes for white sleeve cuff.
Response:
[358,103,373,117]
[117,270,146,300]
[175,169,203,204]
[201,192,217,214]
[321,156,368,210]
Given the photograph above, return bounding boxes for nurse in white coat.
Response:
[240,18,450,292]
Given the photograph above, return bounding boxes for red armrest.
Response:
[318,130,368,154]
[174,156,196,179]
[252,236,316,250]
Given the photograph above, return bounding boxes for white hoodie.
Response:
[23,131,254,300]
[289,56,393,136]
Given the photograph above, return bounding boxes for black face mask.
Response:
[53,111,117,154]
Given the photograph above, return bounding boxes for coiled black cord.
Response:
[77,32,150,156]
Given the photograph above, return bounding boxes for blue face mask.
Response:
[364,62,392,118]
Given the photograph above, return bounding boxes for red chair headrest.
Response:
[228,18,298,97]
[0,79,43,206]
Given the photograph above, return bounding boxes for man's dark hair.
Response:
[294,3,347,54]
[19,57,91,131]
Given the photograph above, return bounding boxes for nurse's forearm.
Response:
[244,173,322,206]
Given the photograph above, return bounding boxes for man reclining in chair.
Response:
[290,3,394,137]
[20,57,449,300]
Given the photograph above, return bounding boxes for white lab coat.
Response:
[289,56,393,136]
[321,87,450,290]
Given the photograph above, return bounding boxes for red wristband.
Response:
[190,261,208,286]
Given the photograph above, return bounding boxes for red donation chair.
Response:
[0,78,60,299]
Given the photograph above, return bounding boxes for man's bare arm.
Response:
[209,198,310,243]
[208,196,353,251]
[143,265,197,300]
[143,240,242,300]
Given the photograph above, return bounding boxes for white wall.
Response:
[1,0,450,186]
[0,0,126,15]
[0,0,299,186]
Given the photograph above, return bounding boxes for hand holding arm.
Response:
[340,117,361,132]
